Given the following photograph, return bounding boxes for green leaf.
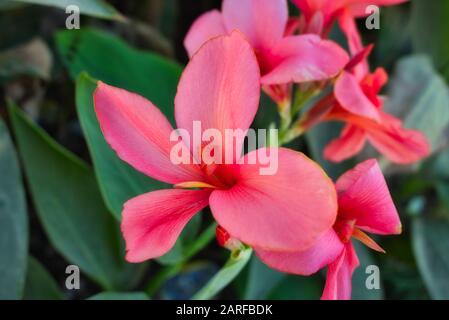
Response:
[412,216,449,299]
[351,242,384,300]
[411,0,449,81]
[12,0,124,21]
[88,292,149,300]
[385,55,449,151]
[0,118,28,299]
[56,28,181,124]
[192,248,252,300]
[8,104,141,290]
[244,255,285,299]
[23,256,64,300]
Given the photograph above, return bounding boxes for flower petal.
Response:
[184,10,227,58]
[335,71,380,121]
[348,0,409,17]
[321,242,360,300]
[222,0,288,50]
[292,0,342,26]
[336,159,401,235]
[209,148,338,252]
[94,82,204,184]
[338,9,364,55]
[255,229,344,275]
[366,112,430,164]
[324,124,367,162]
[261,35,349,85]
[122,189,210,262]
[175,31,260,160]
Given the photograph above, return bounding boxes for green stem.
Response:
[291,86,317,117]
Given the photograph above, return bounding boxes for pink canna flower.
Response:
[299,46,430,164]
[184,0,349,105]
[323,56,430,164]
[93,32,338,262]
[292,0,408,54]
[255,159,402,300]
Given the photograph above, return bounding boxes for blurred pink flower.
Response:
[298,46,430,164]
[255,159,402,300]
[93,32,337,262]
[292,0,408,54]
[184,0,349,105]
[323,53,430,164]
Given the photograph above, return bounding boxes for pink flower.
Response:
[184,0,349,105]
[292,0,408,54]
[323,57,430,164]
[255,159,402,300]
[93,32,337,262]
[299,46,430,164]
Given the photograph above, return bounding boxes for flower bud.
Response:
[216,225,244,252]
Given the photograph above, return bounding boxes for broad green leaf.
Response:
[88,292,149,300]
[411,0,449,81]
[23,256,64,300]
[244,255,285,300]
[351,242,384,300]
[0,118,27,299]
[412,216,449,299]
[12,0,124,21]
[192,248,252,300]
[8,104,142,290]
[385,55,449,151]
[56,28,181,124]
[267,275,322,300]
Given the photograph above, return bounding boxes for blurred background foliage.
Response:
[0,0,449,300]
